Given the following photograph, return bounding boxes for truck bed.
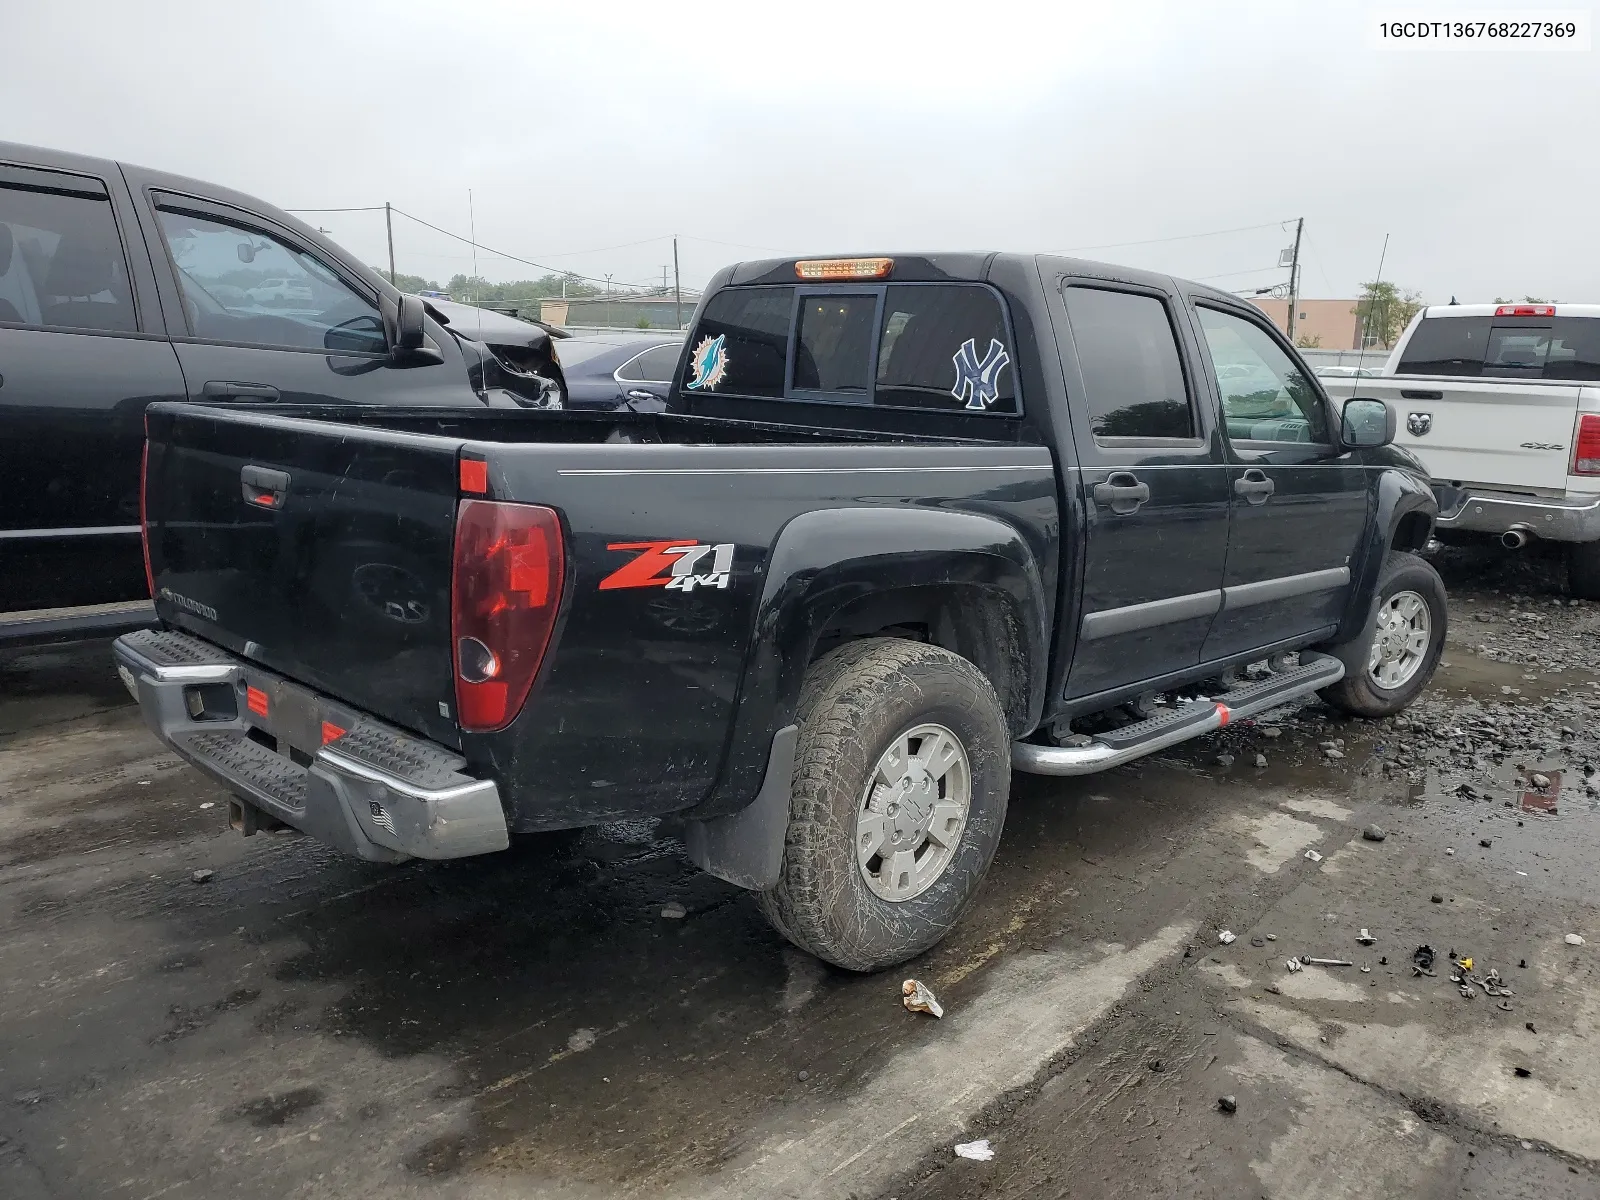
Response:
[142,401,1058,828]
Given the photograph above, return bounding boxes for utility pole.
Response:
[1285,216,1304,344]
[672,236,682,329]
[385,202,396,286]
[605,274,614,328]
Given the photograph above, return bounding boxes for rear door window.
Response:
[683,286,791,397]
[875,284,1017,414]
[616,343,682,382]
[1396,316,1491,376]
[0,177,136,333]
[1064,286,1194,439]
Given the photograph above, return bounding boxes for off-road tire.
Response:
[1318,550,1448,717]
[1568,541,1600,601]
[757,638,1010,972]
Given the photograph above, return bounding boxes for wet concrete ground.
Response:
[4,543,1600,1199]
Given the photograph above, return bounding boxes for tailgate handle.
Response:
[203,381,281,401]
[241,465,290,511]
[1400,389,1444,400]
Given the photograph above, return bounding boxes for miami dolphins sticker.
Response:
[686,334,729,391]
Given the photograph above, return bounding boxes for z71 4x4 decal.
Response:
[599,541,736,592]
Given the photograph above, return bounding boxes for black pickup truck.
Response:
[0,139,562,645]
[115,253,1445,970]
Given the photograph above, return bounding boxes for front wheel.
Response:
[1318,550,1448,717]
[757,639,1011,972]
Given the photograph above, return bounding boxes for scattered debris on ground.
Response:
[191,869,213,884]
[954,1138,994,1161]
[1217,1095,1238,1114]
[902,979,943,1018]
[660,901,687,919]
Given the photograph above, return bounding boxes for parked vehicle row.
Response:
[117,251,1444,971]
[0,140,565,640]
[1322,303,1600,595]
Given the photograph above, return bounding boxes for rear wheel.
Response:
[757,639,1010,972]
[1569,541,1600,600]
[1318,551,1447,717]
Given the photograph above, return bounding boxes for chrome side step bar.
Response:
[1012,652,1345,776]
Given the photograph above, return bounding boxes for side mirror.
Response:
[236,243,256,264]
[380,293,437,363]
[1341,398,1395,448]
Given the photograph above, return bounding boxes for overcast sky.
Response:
[7,1,1596,302]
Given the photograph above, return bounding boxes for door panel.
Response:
[149,199,476,408]
[0,168,187,610]
[1191,303,1369,658]
[1053,282,1232,699]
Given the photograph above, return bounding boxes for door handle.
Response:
[1092,471,1150,515]
[241,464,290,510]
[1234,468,1275,505]
[202,381,280,402]
[625,389,658,402]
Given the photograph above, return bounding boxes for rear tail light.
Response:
[1574,414,1600,475]
[450,499,565,732]
[139,434,155,597]
[1495,304,1556,317]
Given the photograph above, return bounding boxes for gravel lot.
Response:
[4,542,1600,1199]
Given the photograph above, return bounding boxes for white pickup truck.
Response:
[1323,304,1600,596]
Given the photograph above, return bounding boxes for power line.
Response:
[389,206,625,289]
[1194,264,1285,281]
[284,205,386,214]
[1051,220,1290,255]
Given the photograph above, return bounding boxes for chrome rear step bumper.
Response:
[1013,652,1344,776]
[113,628,508,862]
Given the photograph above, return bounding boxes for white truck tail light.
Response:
[1573,414,1600,476]
[450,499,565,732]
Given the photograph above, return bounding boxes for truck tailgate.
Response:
[145,405,464,748]
[1367,376,1582,491]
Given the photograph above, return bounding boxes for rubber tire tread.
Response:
[757,638,1010,972]
[1318,550,1448,718]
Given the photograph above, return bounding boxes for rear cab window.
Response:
[1398,314,1600,382]
[680,281,1019,414]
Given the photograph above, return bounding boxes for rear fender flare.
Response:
[697,506,1048,818]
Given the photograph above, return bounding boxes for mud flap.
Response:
[684,725,798,891]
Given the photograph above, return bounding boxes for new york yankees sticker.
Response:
[951,338,1010,410]
[599,540,735,592]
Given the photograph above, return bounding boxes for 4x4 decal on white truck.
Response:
[599,540,735,592]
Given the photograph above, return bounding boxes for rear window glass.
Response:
[1546,318,1600,382]
[681,281,1020,414]
[1484,326,1550,376]
[794,294,875,394]
[1398,315,1600,381]
[1397,316,1491,376]
[876,284,1017,414]
[683,286,791,397]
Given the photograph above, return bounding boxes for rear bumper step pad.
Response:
[114,628,507,862]
[1013,653,1344,776]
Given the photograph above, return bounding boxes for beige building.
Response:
[1248,297,1365,349]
